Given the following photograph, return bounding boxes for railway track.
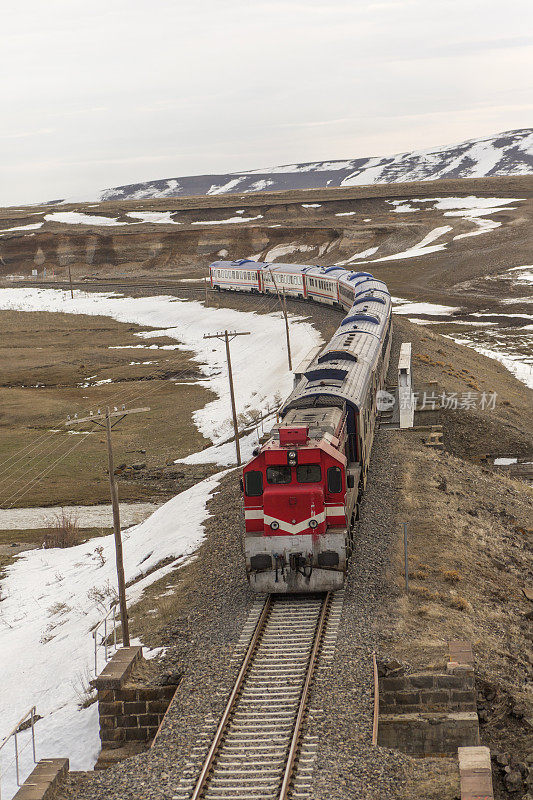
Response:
[176,592,332,800]
[8,279,208,294]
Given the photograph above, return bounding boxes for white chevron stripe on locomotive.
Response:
[263,512,326,535]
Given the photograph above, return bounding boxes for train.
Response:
[209,259,392,593]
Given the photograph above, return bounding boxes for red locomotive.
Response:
[209,259,392,593]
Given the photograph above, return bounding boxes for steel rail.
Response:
[278,592,331,799]
[189,594,272,800]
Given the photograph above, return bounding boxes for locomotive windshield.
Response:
[296,464,321,483]
[266,466,291,484]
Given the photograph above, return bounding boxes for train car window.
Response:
[296,464,321,483]
[327,466,343,493]
[266,466,291,484]
[244,471,263,496]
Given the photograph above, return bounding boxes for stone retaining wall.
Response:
[380,669,477,715]
[92,646,178,748]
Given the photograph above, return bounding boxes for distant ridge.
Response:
[65,129,533,203]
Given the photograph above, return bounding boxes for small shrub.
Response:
[448,595,472,612]
[411,586,438,600]
[442,569,462,583]
[72,668,97,709]
[43,510,80,549]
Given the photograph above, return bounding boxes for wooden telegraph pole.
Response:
[203,330,250,465]
[268,269,292,371]
[204,277,209,307]
[66,405,150,646]
[68,266,74,299]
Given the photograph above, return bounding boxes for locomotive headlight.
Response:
[309,519,318,529]
[287,449,298,466]
[270,520,280,530]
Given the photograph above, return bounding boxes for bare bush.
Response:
[42,509,80,549]
[72,668,97,709]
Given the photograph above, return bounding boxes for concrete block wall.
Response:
[92,646,177,746]
[380,669,477,715]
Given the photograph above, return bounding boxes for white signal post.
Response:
[66,405,150,647]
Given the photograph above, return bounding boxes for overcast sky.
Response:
[1,0,532,206]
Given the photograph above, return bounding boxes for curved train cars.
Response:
[209,259,392,593]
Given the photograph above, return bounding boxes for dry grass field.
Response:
[0,309,213,508]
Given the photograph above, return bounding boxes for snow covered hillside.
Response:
[64,129,533,203]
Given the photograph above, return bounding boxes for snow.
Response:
[0,289,322,447]
[176,429,260,467]
[388,202,421,213]
[505,265,533,285]
[385,196,523,240]
[363,218,371,222]
[494,457,518,465]
[413,196,523,211]
[247,179,274,191]
[44,212,124,226]
[392,298,460,316]
[336,247,379,265]
[207,178,245,195]
[0,222,43,234]
[335,211,356,217]
[245,159,356,175]
[448,337,533,389]
[0,503,162,531]
[302,203,321,208]
[262,243,314,262]
[0,470,226,799]
[340,130,533,186]
[191,215,263,225]
[362,226,452,262]
[126,211,181,224]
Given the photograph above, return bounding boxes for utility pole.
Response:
[68,266,74,299]
[268,269,292,371]
[203,330,250,465]
[204,277,209,307]
[402,522,409,594]
[66,405,150,646]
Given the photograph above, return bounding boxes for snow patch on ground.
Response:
[392,297,460,316]
[505,265,533,285]
[336,247,379,265]
[0,222,43,234]
[44,212,124,226]
[0,471,226,799]
[363,226,452,262]
[301,203,321,208]
[448,337,533,389]
[262,243,314,262]
[126,211,181,224]
[191,215,263,225]
[207,178,244,195]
